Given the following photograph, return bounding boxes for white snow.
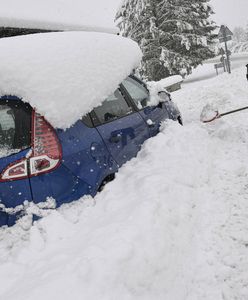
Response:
[1,63,248,299]
[147,75,183,106]
[153,75,183,89]
[0,0,121,34]
[147,82,170,106]
[0,32,142,128]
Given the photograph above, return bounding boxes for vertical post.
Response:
[223,27,231,74]
[220,55,226,72]
[215,65,218,75]
[222,56,226,72]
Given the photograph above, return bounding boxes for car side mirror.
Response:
[158,90,171,102]
[157,102,163,109]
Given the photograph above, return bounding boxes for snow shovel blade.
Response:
[200,104,220,123]
[200,104,248,123]
[201,111,220,123]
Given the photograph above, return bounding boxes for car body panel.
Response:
[29,120,118,204]
[138,104,170,137]
[96,112,150,167]
[120,75,171,137]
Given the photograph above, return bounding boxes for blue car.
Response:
[0,74,181,226]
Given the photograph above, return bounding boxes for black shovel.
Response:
[201,105,248,123]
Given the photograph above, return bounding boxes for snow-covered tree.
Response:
[116,0,217,81]
[233,26,246,43]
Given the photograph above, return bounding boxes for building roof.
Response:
[0,0,120,33]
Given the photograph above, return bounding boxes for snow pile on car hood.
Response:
[0,31,142,128]
[0,0,120,33]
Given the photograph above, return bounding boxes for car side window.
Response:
[93,89,133,125]
[122,77,150,109]
[0,100,31,156]
[81,113,93,128]
[0,106,15,148]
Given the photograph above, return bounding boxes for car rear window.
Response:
[0,100,32,157]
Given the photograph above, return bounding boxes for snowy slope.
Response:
[0,66,248,300]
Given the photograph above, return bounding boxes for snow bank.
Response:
[0,0,120,33]
[0,121,213,300]
[0,32,142,128]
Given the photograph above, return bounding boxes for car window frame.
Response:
[89,88,136,127]
[0,97,32,154]
[120,75,150,111]
[81,113,94,128]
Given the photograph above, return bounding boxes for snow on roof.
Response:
[0,0,120,33]
[0,31,142,129]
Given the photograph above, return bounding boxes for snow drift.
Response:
[0,31,142,128]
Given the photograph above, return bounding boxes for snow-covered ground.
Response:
[0,65,248,300]
[184,52,248,84]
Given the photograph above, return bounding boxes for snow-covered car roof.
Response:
[0,0,119,34]
[0,31,142,129]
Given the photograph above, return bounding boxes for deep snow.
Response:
[0,65,248,300]
[0,32,142,129]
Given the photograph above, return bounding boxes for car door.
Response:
[91,88,150,167]
[0,97,33,225]
[121,76,170,137]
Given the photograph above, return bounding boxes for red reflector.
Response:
[34,158,50,171]
[9,163,26,176]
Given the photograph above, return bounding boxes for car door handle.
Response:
[109,134,121,143]
[146,119,155,128]
[144,106,157,115]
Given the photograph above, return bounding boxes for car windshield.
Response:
[0,100,32,158]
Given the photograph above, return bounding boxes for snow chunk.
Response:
[147,75,183,106]
[147,81,170,106]
[0,32,142,128]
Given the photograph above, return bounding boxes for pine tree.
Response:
[116,0,165,80]
[116,0,217,81]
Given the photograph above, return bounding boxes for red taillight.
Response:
[0,111,62,181]
[30,112,61,176]
[1,159,28,181]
